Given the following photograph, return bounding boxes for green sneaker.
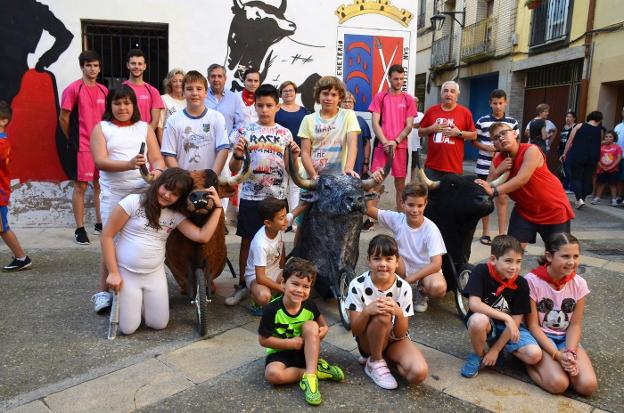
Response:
[316,358,345,381]
[299,373,322,406]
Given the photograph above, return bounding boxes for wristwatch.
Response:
[492,186,499,198]
[457,130,463,138]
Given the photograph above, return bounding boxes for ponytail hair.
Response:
[537,232,580,265]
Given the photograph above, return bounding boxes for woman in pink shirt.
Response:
[524,233,597,396]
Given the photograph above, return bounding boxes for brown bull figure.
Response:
[145,158,250,294]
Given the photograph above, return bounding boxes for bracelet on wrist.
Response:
[552,350,560,360]
[154,168,164,173]
[233,153,244,161]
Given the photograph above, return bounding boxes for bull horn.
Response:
[411,149,440,190]
[139,164,154,183]
[218,145,252,190]
[232,0,243,10]
[488,170,510,188]
[361,146,394,191]
[287,146,316,190]
[278,0,287,13]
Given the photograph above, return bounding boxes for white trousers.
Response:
[118,266,169,335]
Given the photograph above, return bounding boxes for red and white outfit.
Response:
[60,79,108,181]
[420,104,476,174]
[368,91,417,178]
[97,120,151,225]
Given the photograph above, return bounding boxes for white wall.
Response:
[12,0,418,227]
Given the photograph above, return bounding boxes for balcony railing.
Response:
[461,17,496,62]
[431,34,456,68]
[530,0,570,47]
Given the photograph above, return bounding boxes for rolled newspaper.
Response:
[108,291,120,340]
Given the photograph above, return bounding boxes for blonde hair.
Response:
[163,68,185,94]
[313,76,346,103]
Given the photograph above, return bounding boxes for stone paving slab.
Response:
[157,327,264,384]
[44,358,192,413]
[7,401,51,413]
[139,344,487,413]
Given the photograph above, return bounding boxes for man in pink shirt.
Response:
[122,49,164,131]
[419,81,477,180]
[59,50,108,245]
[369,64,416,211]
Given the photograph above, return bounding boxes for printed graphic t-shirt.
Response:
[420,104,476,174]
[161,108,230,171]
[463,263,531,324]
[258,298,320,355]
[230,122,293,200]
[298,108,360,175]
[525,271,590,336]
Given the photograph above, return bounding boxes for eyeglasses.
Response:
[492,129,514,141]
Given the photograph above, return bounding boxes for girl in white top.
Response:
[102,168,223,335]
[157,68,186,145]
[90,85,166,313]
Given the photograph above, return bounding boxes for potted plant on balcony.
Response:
[525,0,541,9]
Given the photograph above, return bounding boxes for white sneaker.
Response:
[365,358,398,390]
[612,199,619,207]
[574,199,585,209]
[91,291,112,313]
[357,355,368,366]
[414,288,429,313]
[225,284,248,306]
[590,197,600,205]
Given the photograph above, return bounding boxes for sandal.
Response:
[480,235,492,245]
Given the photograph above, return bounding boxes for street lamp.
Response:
[430,9,466,30]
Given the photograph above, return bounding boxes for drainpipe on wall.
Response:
[577,0,596,120]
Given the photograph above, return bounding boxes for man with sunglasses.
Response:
[475,123,574,250]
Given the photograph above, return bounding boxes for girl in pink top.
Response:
[525,233,597,396]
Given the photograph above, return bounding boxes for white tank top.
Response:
[99,120,150,194]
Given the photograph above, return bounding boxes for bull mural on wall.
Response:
[1,0,74,181]
[225,0,321,112]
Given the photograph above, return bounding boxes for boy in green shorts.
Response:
[0,101,32,271]
[258,257,344,405]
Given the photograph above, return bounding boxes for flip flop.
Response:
[480,235,492,246]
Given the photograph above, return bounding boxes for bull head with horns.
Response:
[289,147,392,298]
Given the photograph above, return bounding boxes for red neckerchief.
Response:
[532,264,576,291]
[112,119,133,127]
[242,88,255,106]
[487,262,518,296]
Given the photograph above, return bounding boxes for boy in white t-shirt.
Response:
[366,179,447,312]
[244,197,305,314]
[161,71,230,174]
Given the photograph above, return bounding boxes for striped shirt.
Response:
[474,114,519,178]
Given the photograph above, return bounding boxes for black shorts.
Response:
[508,208,570,244]
[596,171,619,185]
[265,349,306,368]
[236,198,263,238]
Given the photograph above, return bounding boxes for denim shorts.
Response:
[487,321,538,353]
[544,332,573,351]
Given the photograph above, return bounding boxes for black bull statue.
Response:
[289,147,496,299]
[289,149,392,299]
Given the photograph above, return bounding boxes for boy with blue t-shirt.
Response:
[0,102,31,271]
[225,84,301,306]
[258,257,344,406]
[365,180,447,313]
